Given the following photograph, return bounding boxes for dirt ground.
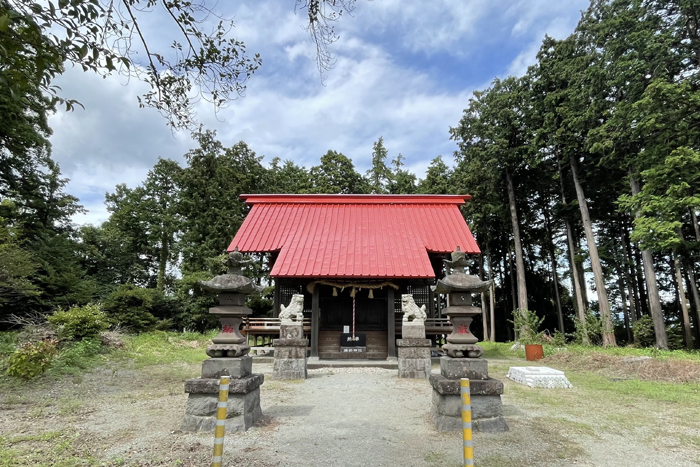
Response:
[1,356,700,467]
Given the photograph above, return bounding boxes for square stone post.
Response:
[273,323,308,379]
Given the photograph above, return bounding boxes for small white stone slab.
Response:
[507,366,573,389]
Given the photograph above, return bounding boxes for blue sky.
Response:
[48,0,590,225]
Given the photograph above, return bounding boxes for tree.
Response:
[308,150,368,194]
[0,0,362,129]
[366,137,391,194]
[179,130,267,273]
[417,156,452,195]
[387,153,417,194]
[450,77,533,317]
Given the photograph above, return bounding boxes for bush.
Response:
[572,311,603,345]
[633,315,656,348]
[511,309,545,345]
[103,284,165,333]
[48,338,105,376]
[6,339,58,380]
[47,304,109,341]
[551,329,567,347]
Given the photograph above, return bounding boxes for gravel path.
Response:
[227,366,461,467]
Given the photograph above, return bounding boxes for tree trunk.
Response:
[675,256,693,350]
[617,275,632,343]
[557,158,588,343]
[633,243,650,316]
[487,247,496,343]
[507,246,518,339]
[629,168,668,349]
[684,268,700,344]
[543,207,564,334]
[480,254,488,341]
[505,169,528,314]
[690,208,700,242]
[570,154,616,346]
[621,227,639,325]
[157,230,169,292]
[500,254,513,341]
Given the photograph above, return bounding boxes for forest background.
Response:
[1,0,700,352]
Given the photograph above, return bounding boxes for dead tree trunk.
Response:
[570,154,616,346]
[505,169,528,314]
[629,168,668,349]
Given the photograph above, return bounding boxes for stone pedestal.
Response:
[429,356,508,433]
[181,358,263,432]
[273,323,308,380]
[397,322,431,379]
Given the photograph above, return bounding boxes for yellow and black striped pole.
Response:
[211,375,230,467]
[461,378,474,466]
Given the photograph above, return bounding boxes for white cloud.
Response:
[46,0,590,225]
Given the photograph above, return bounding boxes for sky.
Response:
[48,0,591,226]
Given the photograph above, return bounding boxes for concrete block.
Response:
[184,373,264,394]
[279,324,304,339]
[401,324,426,339]
[430,391,508,433]
[273,345,307,359]
[272,358,307,380]
[397,346,431,359]
[440,356,488,380]
[398,357,432,378]
[181,388,262,433]
[429,374,504,396]
[396,339,432,347]
[201,356,252,379]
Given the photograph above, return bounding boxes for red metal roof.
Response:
[228,194,480,279]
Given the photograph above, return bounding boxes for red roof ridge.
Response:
[240,194,472,205]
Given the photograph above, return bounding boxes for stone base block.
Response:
[397,344,431,360]
[273,343,308,359]
[430,390,508,433]
[279,323,304,339]
[398,357,432,378]
[439,356,488,380]
[401,323,426,339]
[201,356,252,379]
[272,357,307,380]
[429,374,503,395]
[181,388,262,432]
[185,373,264,394]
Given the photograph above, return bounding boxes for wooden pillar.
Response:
[311,285,320,358]
[273,277,281,318]
[387,287,396,358]
[429,286,435,317]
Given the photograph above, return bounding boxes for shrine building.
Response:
[228,194,480,360]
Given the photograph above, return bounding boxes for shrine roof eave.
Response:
[238,194,472,205]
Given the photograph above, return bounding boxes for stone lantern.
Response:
[181,249,265,432]
[429,248,508,432]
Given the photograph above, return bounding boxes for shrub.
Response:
[551,329,567,347]
[633,315,656,348]
[48,338,104,376]
[511,309,545,345]
[48,304,109,341]
[572,311,603,346]
[103,284,164,333]
[6,339,58,380]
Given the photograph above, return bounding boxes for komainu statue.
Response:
[401,294,427,324]
[280,294,305,324]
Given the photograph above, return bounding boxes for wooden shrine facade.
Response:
[228,194,480,359]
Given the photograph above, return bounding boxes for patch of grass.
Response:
[569,371,700,404]
[476,454,520,467]
[0,431,97,467]
[116,330,216,368]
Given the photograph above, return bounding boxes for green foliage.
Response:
[47,303,109,341]
[173,272,218,332]
[47,338,105,377]
[573,312,603,346]
[511,309,545,345]
[102,284,166,333]
[633,316,656,348]
[246,286,274,317]
[551,329,567,347]
[308,150,369,194]
[6,339,57,380]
